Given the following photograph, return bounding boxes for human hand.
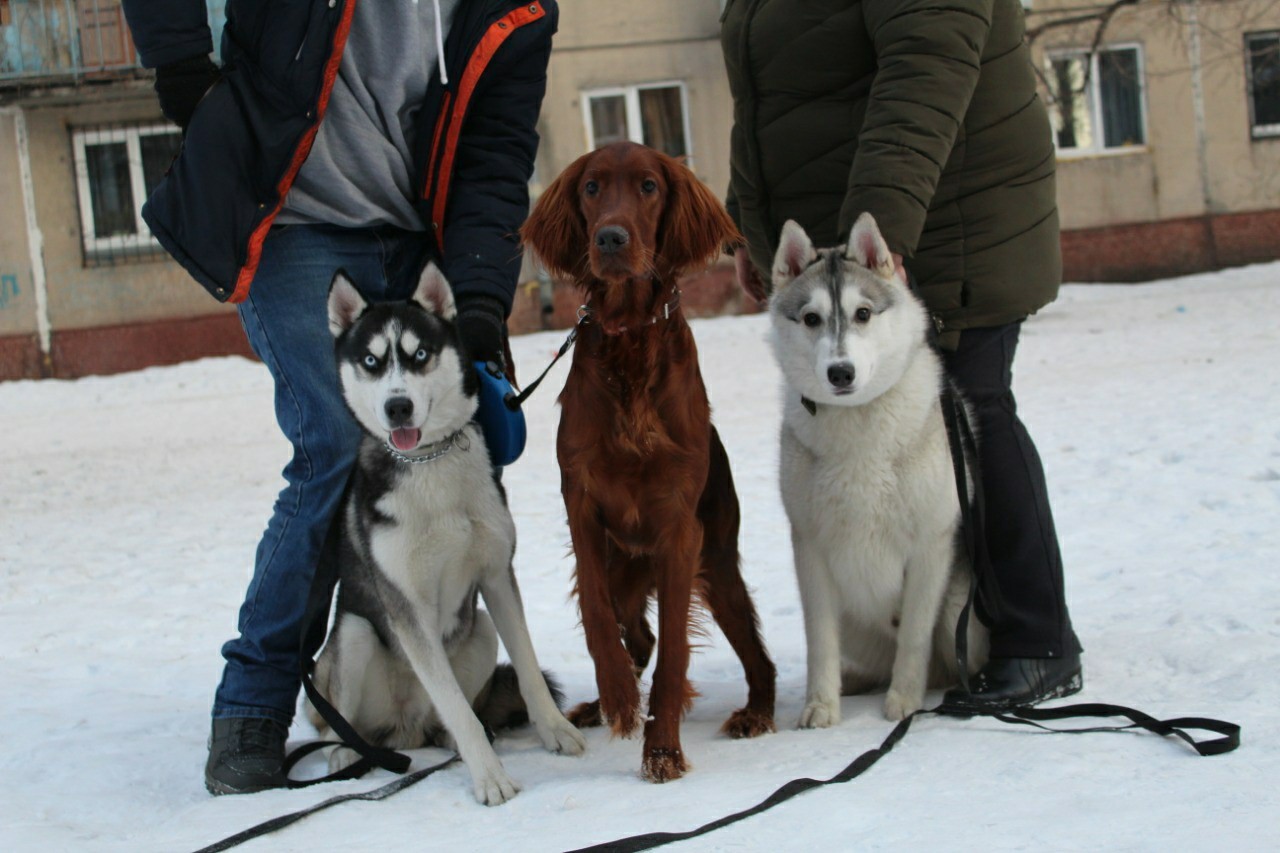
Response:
[154,55,220,131]
[734,247,768,304]
[456,299,507,369]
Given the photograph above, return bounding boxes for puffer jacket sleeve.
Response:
[443,3,558,317]
[842,0,994,256]
[121,0,215,68]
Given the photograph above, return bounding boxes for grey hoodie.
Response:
[279,0,462,231]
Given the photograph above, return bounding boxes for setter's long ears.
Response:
[521,153,591,280]
[658,155,743,277]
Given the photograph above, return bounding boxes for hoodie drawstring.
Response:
[432,0,448,85]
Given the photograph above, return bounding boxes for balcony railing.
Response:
[1,0,224,83]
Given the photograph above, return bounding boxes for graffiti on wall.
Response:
[0,274,19,309]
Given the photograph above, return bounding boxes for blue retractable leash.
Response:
[473,360,528,467]
[472,320,583,466]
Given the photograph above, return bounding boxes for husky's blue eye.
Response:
[855,307,872,323]
[414,348,429,362]
[802,312,822,328]
[363,354,378,369]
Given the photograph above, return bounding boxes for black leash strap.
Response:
[939,383,1003,692]
[566,715,919,853]
[570,698,1240,853]
[504,324,579,411]
[191,753,461,853]
[984,702,1241,757]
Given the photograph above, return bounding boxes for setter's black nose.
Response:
[594,225,630,254]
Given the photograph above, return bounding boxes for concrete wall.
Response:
[0,88,248,379]
[1030,0,1280,230]
[21,91,230,331]
[0,109,36,339]
[535,0,731,197]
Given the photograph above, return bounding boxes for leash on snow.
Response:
[567,703,1239,853]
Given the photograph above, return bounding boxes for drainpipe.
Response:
[1184,0,1220,267]
[3,106,53,375]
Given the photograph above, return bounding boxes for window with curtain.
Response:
[583,82,690,162]
[72,123,181,265]
[1246,32,1280,137]
[1046,45,1146,155]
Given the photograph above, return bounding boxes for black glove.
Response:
[456,297,508,370]
[154,55,221,131]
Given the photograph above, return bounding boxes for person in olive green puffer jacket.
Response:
[721,0,1083,712]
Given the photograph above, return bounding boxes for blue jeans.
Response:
[214,224,428,724]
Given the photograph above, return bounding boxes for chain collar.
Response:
[578,285,682,335]
[384,428,471,465]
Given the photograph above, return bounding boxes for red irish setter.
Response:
[521,142,776,782]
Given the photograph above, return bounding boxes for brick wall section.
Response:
[3,209,1275,382]
[1061,209,1280,283]
[0,313,253,381]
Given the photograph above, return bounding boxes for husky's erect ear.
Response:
[772,220,816,290]
[327,270,368,337]
[845,212,895,279]
[412,262,457,320]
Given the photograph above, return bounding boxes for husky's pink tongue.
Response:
[390,427,421,451]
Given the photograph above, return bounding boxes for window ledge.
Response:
[1056,145,1149,162]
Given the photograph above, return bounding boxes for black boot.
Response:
[941,654,1083,714]
[204,717,289,795]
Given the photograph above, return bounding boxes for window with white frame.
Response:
[582,82,691,162]
[1246,32,1280,138]
[1046,45,1146,154]
[72,123,181,264]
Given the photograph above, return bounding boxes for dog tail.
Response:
[475,664,567,732]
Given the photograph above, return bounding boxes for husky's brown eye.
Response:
[802,312,822,328]
[855,307,872,323]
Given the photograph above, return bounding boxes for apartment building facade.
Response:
[2,0,1277,380]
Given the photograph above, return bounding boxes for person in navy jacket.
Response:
[121,0,558,794]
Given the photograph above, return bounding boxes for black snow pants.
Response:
[942,322,1083,660]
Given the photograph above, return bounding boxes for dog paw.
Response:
[566,700,603,728]
[600,685,643,738]
[472,766,520,806]
[536,715,587,756]
[327,745,362,774]
[883,688,923,721]
[798,698,840,729]
[721,707,777,739]
[641,746,688,783]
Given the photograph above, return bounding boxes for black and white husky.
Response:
[769,214,988,725]
[309,264,585,805]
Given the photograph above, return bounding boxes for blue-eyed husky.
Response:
[769,214,988,725]
[309,264,585,806]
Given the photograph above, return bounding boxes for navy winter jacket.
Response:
[121,0,558,318]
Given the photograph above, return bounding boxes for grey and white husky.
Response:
[769,214,988,725]
[308,263,585,806]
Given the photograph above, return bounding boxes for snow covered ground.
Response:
[2,264,1278,852]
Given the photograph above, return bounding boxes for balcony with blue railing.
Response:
[1,0,224,85]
